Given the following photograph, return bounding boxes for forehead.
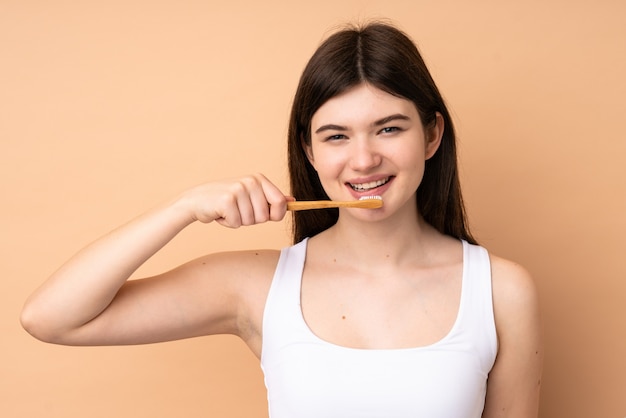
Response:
[311,84,418,127]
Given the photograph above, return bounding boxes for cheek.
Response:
[314,161,343,183]
[392,143,425,167]
[396,147,428,190]
[309,147,343,177]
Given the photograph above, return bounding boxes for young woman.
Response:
[22,22,543,417]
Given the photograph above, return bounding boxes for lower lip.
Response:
[346,177,393,198]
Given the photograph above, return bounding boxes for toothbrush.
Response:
[287,196,383,211]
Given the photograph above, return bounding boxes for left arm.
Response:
[482,256,543,418]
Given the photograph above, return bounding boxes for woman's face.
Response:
[306,83,442,220]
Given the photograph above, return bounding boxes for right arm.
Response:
[20,174,287,349]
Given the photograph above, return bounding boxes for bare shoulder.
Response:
[483,253,543,416]
[217,248,280,305]
[199,248,281,279]
[193,248,280,299]
[489,254,540,319]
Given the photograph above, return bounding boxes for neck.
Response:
[317,208,437,268]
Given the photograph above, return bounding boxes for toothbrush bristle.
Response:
[355,195,383,209]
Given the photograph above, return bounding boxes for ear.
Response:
[425,112,444,160]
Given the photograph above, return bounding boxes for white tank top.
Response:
[261,239,497,418]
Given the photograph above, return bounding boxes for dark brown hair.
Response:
[287,22,476,245]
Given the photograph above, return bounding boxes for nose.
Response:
[349,138,382,171]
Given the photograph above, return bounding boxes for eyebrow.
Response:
[314,113,412,134]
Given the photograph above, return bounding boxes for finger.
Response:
[240,173,281,224]
[256,175,288,222]
[232,179,258,226]
[247,183,271,224]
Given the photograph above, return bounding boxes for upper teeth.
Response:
[351,178,389,191]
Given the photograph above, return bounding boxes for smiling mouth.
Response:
[349,177,391,192]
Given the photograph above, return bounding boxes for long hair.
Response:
[287,22,476,245]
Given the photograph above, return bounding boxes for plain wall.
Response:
[2,0,624,417]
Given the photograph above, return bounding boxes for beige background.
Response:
[2,0,624,417]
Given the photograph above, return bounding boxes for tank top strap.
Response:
[261,238,309,364]
[457,240,498,370]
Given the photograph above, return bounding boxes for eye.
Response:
[379,126,401,135]
[326,134,348,141]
